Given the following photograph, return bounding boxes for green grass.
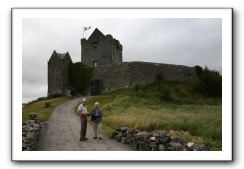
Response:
[76,81,222,151]
[22,96,72,123]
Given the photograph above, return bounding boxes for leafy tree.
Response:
[194,66,222,97]
[69,62,94,95]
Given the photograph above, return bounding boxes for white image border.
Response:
[12,8,232,161]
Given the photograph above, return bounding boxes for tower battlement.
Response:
[81,28,122,67]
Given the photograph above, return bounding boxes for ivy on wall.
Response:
[69,62,94,95]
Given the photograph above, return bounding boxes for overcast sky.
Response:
[22,18,222,103]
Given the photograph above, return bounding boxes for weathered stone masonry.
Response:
[94,61,197,93]
[48,28,198,96]
[81,28,122,67]
[48,51,72,96]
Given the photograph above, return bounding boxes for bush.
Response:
[155,72,164,91]
[159,88,173,102]
[194,66,222,97]
[47,93,65,99]
[134,84,140,93]
[195,65,203,75]
[69,62,94,95]
[44,101,51,108]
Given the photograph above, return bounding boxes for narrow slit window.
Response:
[94,61,97,67]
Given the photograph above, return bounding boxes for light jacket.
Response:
[90,108,102,123]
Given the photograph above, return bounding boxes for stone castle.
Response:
[48,28,198,96]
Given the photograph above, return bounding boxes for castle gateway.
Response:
[48,28,198,96]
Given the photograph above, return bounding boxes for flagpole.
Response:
[83,28,84,39]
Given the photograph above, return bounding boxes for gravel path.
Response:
[37,98,131,151]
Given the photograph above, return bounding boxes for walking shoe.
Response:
[80,138,88,141]
[98,137,102,140]
[93,137,97,139]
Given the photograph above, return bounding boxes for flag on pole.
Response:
[83,26,91,31]
[82,26,91,38]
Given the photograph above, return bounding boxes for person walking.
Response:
[78,98,90,141]
[90,102,103,140]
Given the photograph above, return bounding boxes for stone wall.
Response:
[81,28,122,67]
[113,127,207,151]
[93,61,198,93]
[48,51,72,96]
[22,114,41,151]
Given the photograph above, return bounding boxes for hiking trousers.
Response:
[80,117,87,139]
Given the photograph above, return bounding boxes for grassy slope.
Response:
[77,82,222,150]
[22,96,72,123]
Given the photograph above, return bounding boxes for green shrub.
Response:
[69,62,94,95]
[47,93,65,99]
[159,88,173,102]
[194,66,222,97]
[155,72,164,91]
[195,65,203,75]
[44,101,51,108]
[134,84,140,93]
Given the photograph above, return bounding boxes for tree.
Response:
[69,62,94,95]
[194,65,222,97]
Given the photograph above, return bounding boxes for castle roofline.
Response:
[51,50,71,60]
[88,28,105,41]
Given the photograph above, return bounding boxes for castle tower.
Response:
[81,28,123,67]
[47,50,73,96]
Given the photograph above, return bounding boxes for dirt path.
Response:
[37,98,131,151]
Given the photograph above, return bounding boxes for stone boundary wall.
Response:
[113,127,207,151]
[22,114,41,151]
[94,61,198,93]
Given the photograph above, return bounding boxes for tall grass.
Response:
[23,96,72,123]
[81,81,222,150]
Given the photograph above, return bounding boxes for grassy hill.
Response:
[78,81,222,150]
[23,96,72,123]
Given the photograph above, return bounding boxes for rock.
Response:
[161,136,171,143]
[27,120,35,127]
[120,127,128,132]
[121,137,127,144]
[22,115,41,151]
[169,141,177,147]
[150,137,156,141]
[154,130,166,137]
[193,144,206,151]
[158,144,165,151]
[135,131,150,139]
[149,142,157,150]
[138,142,150,151]
[167,146,176,151]
[174,136,185,144]
[125,136,135,144]
[127,128,140,135]
[26,132,35,140]
[29,113,38,120]
[112,127,206,152]
[115,133,123,142]
[187,142,194,148]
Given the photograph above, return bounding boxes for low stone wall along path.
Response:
[37,98,131,151]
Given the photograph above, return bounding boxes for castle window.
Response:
[94,61,98,67]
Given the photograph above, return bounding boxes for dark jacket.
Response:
[90,108,102,123]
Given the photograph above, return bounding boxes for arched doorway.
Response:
[91,79,103,95]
